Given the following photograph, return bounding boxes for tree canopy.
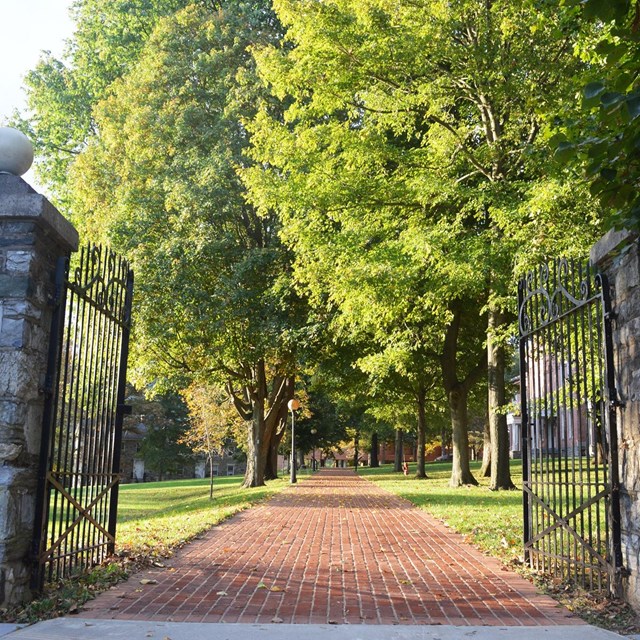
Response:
[19,0,626,491]
[243,0,601,486]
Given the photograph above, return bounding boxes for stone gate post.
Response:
[0,128,78,607]
[591,228,640,610]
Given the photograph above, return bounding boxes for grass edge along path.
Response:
[360,461,640,635]
[1,474,290,624]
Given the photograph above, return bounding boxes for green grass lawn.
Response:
[115,474,289,556]
[359,460,524,563]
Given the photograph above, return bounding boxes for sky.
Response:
[0,0,76,188]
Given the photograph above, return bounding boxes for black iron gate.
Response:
[518,258,623,594]
[31,245,133,590]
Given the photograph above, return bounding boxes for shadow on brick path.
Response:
[80,469,582,626]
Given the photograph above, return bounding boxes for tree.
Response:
[137,393,191,481]
[30,1,306,489]
[245,0,602,489]
[15,0,189,207]
[555,0,640,231]
[181,383,246,498]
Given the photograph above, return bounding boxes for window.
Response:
[227,464,234,476]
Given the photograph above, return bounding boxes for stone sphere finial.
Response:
[0,127,34,176]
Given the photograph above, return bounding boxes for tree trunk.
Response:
[394,429,403,472]
[264,406,287,480]
[440,304,482,487]
[480,413,491,477]
[208,454,214,499]
[370,431,379,467]
[488,306,515,490]
[416,386,428,478]
[239,366,290,488]
[264,433,280,481]
[449,387,478,486]
[243,387,266,488]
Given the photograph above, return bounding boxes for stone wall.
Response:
[0,175,77,607]
[591,229,640,610]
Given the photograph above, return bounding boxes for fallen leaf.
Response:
[216,591,228,596]
[257,582,267,589]
[269,586,284,592]
[140,579,158,585]
[271,617,284,623]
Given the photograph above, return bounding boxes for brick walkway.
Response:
[80,469,582,626]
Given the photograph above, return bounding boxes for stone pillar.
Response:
[591,228,640,610]
[0,130,78,607]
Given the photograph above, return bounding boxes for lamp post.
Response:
[288,398,300,484]
[310,427,317,471]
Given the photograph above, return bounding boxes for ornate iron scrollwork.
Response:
[69,244,132,325]
[518,258,601,337]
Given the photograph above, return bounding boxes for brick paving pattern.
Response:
[80,469,582,626]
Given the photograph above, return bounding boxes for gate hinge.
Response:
[39,375,54,397]
[610,397,626,409]
[604,310,618,321]
[618,565,631,579]
[48,284,66,307]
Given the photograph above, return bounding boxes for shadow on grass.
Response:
[360,462,524,561]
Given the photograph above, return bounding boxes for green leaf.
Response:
[548,133,568,147]
[554,141,577,162]
[583,0,630,22]
[601,91,624,108]
[626,96,640,120]
[595,40,617,56]
[584,81,606,100]
[600,167,618,181]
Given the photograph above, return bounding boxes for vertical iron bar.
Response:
[588,266,602,590]
[570,261,581,586]
[556,259,569,581]
[94,255,114,565]
[104,254,128,554]
[593,276,613,586]
[30,257,69,591]
[600,272,623,595]
[107,267,134,552]
[56,256,82,580]
[85,249,105,564]
[531,267,543,571]
[63,247,90,578]
[74,246,98,576]
[519,279,531,562]
[97,251,121,561]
